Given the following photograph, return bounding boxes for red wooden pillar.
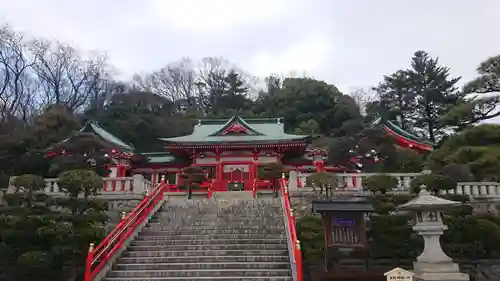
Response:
[119,165,126,177]
[296,167,302,188]
[216,163,222,191]
[248,163,255,191]
[215,147,221,161]
[151,170,157,185]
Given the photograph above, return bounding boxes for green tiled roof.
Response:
[52,120,134,152]
[160,116,309,144]
[83,122,135,151]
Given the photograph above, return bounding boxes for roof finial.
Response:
[419,185,430,195]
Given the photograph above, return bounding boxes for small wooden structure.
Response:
[313,198,374,249]
[312,198,374,272]
[384,267,414,281]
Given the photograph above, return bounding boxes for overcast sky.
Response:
[0,0,499,94]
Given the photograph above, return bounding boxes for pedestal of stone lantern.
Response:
[397,188,469,281]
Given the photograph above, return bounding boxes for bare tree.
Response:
[348,87,377,115]
[195,57,230,113]
[29,40,109,112]
[134,56,257,114]
[134,58,198,112]
[195,57,258,113]
[0,25,37,122]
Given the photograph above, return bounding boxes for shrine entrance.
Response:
[221,164,252,191]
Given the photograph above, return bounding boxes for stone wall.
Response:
[303,259,500,281]
[105,197,143,231]
[289,189,320,218]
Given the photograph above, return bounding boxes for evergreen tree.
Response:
[48,133,113,177]
[409,51,461,142]
[0,175,65,281]
[441,55,500,129]
[56,169,107,280]
[374,70,416,130]
[374,51,461,142]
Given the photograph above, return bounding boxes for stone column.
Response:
[133,174,146,195]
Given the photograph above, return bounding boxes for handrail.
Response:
[280,173,303,281]
[84,178,167,281]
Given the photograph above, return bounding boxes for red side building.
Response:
[373,117,433,152]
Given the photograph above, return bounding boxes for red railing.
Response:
[280,173,303,281]
[252,178,257,198]
[84,180,167,281]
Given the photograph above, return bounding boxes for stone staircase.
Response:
[103,192,293,281]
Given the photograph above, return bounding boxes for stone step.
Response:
[155,209,282,212]
[114,262,290,270]
[156,208,282,213]
[144,224,283,230]
[106,268,291,278]
[158,206,282,210]
[149,218,283,223]
[103,200,290,281]
[135,233,285,240]
[131,238,286,246]
[148,218,283,223]
[153,214,283,219]
[123,249,288,257]
[117,255,290,264]
[127,243,288,251]
[104,276,292,281]
[154,209,281,212]
[155,208,282,212]
[140,228,284,235]
[145,223,283,228]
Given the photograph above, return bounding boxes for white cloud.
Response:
[0,0,500,102]
[149,0,294,31]
[249,32,333,78]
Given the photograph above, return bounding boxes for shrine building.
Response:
[46,116,432,191]
[134,116,343,191]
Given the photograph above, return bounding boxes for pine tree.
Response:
[0,175,65,281]
[375,51,461,142]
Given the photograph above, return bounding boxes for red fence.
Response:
[84,181,167,281]
[280,174,303,281]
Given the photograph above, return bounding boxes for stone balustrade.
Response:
[10,171,500,201]
[291,171,429,190]
[288,180,500,217]
[287,171,500,201]
[336,172,427,190]
[11,174,154,199]
[446,182,500,199]
[289,181,500,200]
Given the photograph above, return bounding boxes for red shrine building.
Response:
[47,116,433,191]
[135,116,339,191]
[373,117,433,153]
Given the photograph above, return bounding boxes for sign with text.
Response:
[332,218,356,227]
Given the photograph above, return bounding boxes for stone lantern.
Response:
[396,187,469,281]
